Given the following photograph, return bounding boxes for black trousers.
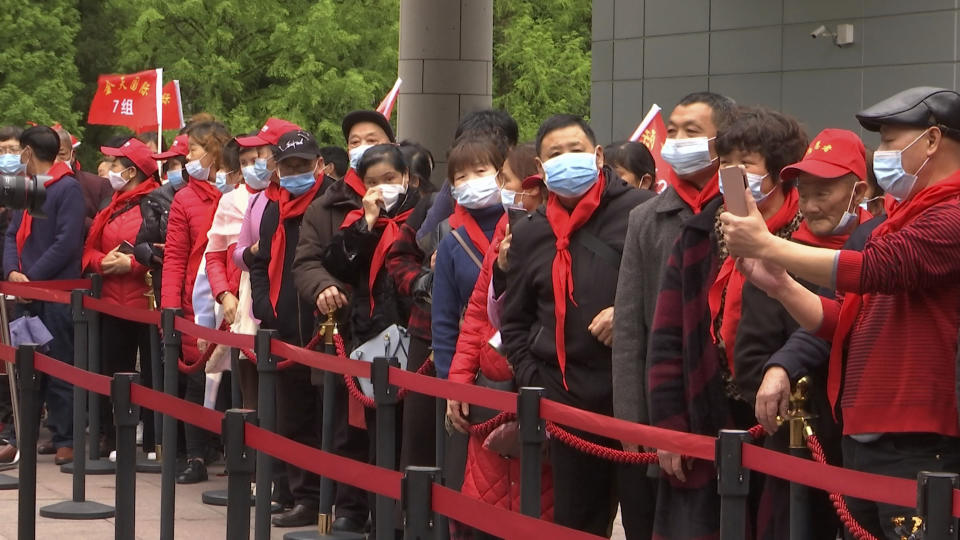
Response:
[330,372,371,524]
[399,336,435,469]
[99,315,150,446]
[549,427,619,537]
[276,363,324,508]
[617,462,656,540]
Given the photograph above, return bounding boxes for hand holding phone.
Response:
[719,166,749,216]
[117,240,135,255]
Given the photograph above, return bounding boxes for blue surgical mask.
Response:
[543,152,600,197]
[830,185,860,235]
[349,144,373,171]
[500,188,525,212]
[241,165,270,191]
[185,158,210,181]
[873,131,929,202]
[452,173,501,209]
[279,171,316,197]
[0,154,24,174]
[746,172,776,204]
[859,195,882,212]
[661,137,716,176]
[215,171,233,193]
[166,169,186,188]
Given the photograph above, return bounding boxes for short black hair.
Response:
[455,109,518,153]
[20,126,60,162]
[137,132,160,146]
[715,106,808,184]
[103,135,133,149]
[222,139,241,171]
[447,137,506,182]
[535,114,596,156]
[605,141,656,180]
[677,91,738,132]
[0,126,23,143]
[319,146,349,178]
[358,143,408,180]
[399,140,435,192]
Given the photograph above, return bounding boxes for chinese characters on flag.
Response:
[87,69,183,133]
[137,81,184,134]
[629,104,670,193]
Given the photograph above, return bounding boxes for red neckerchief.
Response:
[267,176,324,314]
[82,179,159,270]
[16,162,73,271]
[244,182,260,194]
[827,171,960,414]
[545,170,607,390]
[344,168,367,198]
[669,168,720,214]
[709,188,800,369]
[340,206,415,315]
[791,207,872,249]
[185,177,223,293]
[452,203,492,255]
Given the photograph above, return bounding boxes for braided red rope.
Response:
[807,434,878,540]
[545,421,658,464]
[179,321,229,373]
[336,333,436,406]
[468,411,516,439]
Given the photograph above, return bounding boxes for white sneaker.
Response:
[108,450,117,463]
[147,452,157,461]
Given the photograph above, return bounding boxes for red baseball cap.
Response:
[780,128,866,182]
[101,138,159,177]
[521,174,543,190]
[152,134,189,160]
[236,118,302,147]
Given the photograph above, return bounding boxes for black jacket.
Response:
[251,177,334,345]
[134,182,180,300]
[501,167,654,414]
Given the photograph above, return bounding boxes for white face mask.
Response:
[661,137,716,176]
[378,182,407,212]
[500,188,525,212]
[108,169,131,192]
[185,157,210,181]
[872,131,929,202]
[830,184,860,235]
[452,173,501,209]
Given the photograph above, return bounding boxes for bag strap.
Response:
[575,228,622,269]
[450,229,484,270]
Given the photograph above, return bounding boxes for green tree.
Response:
[492,0,592,142]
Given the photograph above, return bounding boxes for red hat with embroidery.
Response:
[152,134,189,160]
[236,118,302,147]
[780,128,866,182]
[101,138,159,177]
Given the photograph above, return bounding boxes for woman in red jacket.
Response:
[160,121,232,484]
[84,137,159,453]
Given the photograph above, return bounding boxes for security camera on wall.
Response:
[810,25,830,38]
[809,23,855,46]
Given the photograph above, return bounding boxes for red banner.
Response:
[629,104,670,194]
[136,80,184,134]
[87,69,163,132]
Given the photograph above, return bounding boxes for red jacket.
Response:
[205,244,240,302]
[160,178,221,315]
[84,204,150,307]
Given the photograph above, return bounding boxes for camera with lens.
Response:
[0,175,47,217]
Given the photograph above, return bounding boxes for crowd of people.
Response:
[0,84,956,540]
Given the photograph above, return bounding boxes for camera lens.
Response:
[0,175,47,217]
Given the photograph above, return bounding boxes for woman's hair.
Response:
[399,140,436,194]
[187,121,232,173]
[446,136,506,182]
[222,139,241,172]
[162,155,187,176]
[504,142,538,184]
[605,141,656,183]
[358,143,408,180]
[715,106,808,184]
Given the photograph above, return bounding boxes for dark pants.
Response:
[549,427,618,537]
[842,434,960,540]
[99,315,150,446]
[399,336,435,469]
[617,462,656,540]
[331,373,371,524]
[236,352,258,409]
[181,364,210,459]
[276,363,324,509]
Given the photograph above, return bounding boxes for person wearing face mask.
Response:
[341,109,396,198]
[720,87,960,540]
[83,138,159,455]
[251,129,335,528]
[53,126,112,232]
[160,121,232,484]
[500,115,652,536]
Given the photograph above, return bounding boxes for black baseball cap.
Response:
[275,130,322,162]
[341,110,396,143]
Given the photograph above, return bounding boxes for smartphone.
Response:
[507,208,526,229]
[117,240,135,255]
[487,331,505,355]
[719,165,749,216]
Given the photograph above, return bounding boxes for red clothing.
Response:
[83,194,152,307]
[205,245,240,301]
[817,200,960,436]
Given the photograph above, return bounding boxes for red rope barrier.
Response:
[807,434,878,540]
[83,296,161,326]
[0,282,72,304]
[468,411,515,439]
[545,421,658,464]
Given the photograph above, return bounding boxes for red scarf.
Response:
[340,206,414,315]
[669,168,720,214]
[791,207,872,249]
[451,204,492,255]
[15,162,73,271]
[344,168,367,199]
[545,170,607,390]
[827,171,960,413]
[266,177,325,314]
[709,188,800,369]
[81,179,159,271]
[186,177,223,296]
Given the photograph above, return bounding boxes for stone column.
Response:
[398,0,493,184]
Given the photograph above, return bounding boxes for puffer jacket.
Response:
[84,202,150,308]
[135,181,183,300]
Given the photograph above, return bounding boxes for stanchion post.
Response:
[17,344,39,540]
[87,276,106,464]
[113,373,140,540]
[160,308,182,540]
[373,355,399,540]
[518,387,544,518]
[318,315,339,529]
[717,429,751,540]
[224,409,257,540]
[71,289,90,498]
[230,347,241,408]
[402,466,441,540]
[787,377,813,540]
[254,328,278,540]
[918,471,959,540]
[434,397,448,540]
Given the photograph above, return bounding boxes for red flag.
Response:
[629,104,669,194]
[135,81,184,134]
[87,69,162,132]
[376,78,402,120]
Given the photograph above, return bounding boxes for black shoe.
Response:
[176,458,208,484]
[271,504,319,528]
[332,516,366,534]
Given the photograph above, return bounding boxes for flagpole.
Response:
[628,104,662,142]
[155,68,163,175]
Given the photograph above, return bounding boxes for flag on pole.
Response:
[135,80,184,134]
[87,69,163,131]
[629,104,670,193]
[376,78,403,120]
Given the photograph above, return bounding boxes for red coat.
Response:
[83,204,150,307]
[205,244,240,301]
[449,216,554,519]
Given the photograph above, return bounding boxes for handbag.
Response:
[349,324,410,398]
[467,370,515,425]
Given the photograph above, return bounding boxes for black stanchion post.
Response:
[40,291,114,519]
[160,308,181,540]
[717,429,750,540]
[518,387,545,518]
[17,344,39,540]
[78,275,114,474]
[373,355,400,540]
[202,348,248,506]
[224,409,257,540]
[434,397,448,540]
[137,323,163,473]
[402,466,441,540]
[254,328,278,540]
[917,471,959,540]
[113,372,140,540]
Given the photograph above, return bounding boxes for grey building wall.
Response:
[591,0,960,146]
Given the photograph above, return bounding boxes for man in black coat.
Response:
[501,114,653,536]
[54,126,111,231]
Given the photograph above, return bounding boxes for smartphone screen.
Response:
[507,208,526,229]
[117,241,135,255]
[719,166,749,216]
